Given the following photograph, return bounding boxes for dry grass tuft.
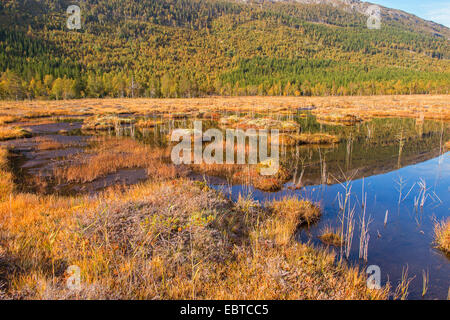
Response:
[319,226,343,247]
[67,181,234,299]
[232,165,291,192]
[147,162,189,181]
[0,116,18,125]
[191,162,238,179]
[211,242,388,300]
[434,218,450,255]
[265,197,321,245]
[0,127,31,141]
[0,147,13,199]
[269,196,321,227]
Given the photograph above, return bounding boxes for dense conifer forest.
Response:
[0,0,449,99]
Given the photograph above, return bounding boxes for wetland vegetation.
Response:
[0,96,448,300]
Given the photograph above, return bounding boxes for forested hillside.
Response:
[0,0,449,99]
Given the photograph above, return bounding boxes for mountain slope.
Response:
[0,0,449,99]
[250,0,450,38]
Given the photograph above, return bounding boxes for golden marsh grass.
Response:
[434,218,450,255]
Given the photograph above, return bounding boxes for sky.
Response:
[369,0,450,27]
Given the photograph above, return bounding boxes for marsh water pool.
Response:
[2,112,449,299]
[211,154,449,299]
[208,116,449,300]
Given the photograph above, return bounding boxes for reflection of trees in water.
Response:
[286,119,448,187]
[130,115,449,187]
[397,128,405,169]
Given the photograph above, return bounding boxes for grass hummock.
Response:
[0,126,31,141]
[319,226,343,247]
[434,218,450,255]
[232,165,291,192]
[0,116,18,125]
[266,196,321,245]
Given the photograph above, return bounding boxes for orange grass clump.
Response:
[232,165,291,192]
[268,196,321,230]
[0,127,31,141]
[0,147,13,199]
[434,218,450,255]
[319,226,343,247]
[0,116,18,125]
